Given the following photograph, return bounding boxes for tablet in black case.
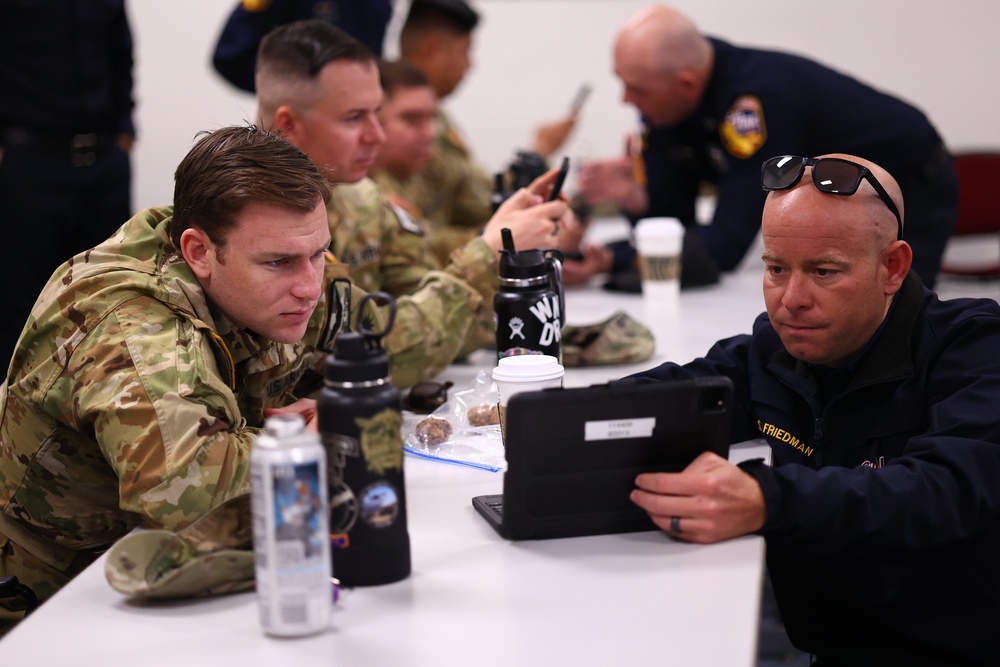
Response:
[472,376,733,540]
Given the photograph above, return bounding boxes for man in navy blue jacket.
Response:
[629,152,1000,665]
[574,5,957,290]
[211,0,394,93]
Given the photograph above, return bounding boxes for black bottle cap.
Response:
[324,292,395,384]
[325,332,390,384]
[498,229,546,280]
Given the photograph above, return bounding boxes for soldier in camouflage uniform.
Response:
[0,125,468,631]
[385,108,493,266]
[370,59,487,267]
[256,21,570,362]
[328,177,498,356]
[396,0,580,263]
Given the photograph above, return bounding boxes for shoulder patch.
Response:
[386,191,422,219]
[241,0,271,12]
[720,95,767,160]
[388,203,425,236]
[446,127,469,156]
[321,278,352,352]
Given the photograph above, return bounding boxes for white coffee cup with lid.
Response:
[492,355,565,442]
[634,217,684,302]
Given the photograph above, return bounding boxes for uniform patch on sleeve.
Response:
[321,278,352,352]
[446,127,469,156]
[720,95,767,160]
[388,203,425,236]
[241,0,271,11]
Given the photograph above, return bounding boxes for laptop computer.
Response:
[472,376,733,540]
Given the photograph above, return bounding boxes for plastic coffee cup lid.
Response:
[635,217,684,240]
[492,355,565,383]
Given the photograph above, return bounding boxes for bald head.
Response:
[760,154,912,368]
[617,6,710,74]
[613,5,713,126]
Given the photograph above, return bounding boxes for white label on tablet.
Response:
[584,418,656,441]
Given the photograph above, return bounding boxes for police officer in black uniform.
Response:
[212,0,394,93]
[577,5,957,289]
[0,0,136,368]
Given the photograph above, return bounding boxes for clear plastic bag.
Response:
[403,371,506,472]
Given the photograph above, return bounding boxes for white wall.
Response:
[128,0,1000,212]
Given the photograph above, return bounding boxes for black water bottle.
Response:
[509,150,548,190]
[494,229,565,361]
[318,292,410,586]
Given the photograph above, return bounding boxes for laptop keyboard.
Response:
[485,498,503,518]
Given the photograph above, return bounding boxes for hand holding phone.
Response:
[548,156,570,202]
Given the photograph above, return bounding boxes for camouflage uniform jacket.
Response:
[376,111,493,265]
[329,178,499,364]
[372,169,478,267]
[0,206,354,603]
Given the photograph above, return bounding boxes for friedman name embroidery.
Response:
[757,420,814,457]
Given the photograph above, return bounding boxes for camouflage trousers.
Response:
[0,527,98,634]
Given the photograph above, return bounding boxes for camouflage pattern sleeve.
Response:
[68,297,254,531]
[328,182,501,384]
[324,265,480,390]
[378,202,445,296]
[352,275,480,389]
[432,110,494,229]
[425,141,494,232]
[443,236,499,299]
[380,202,500,361]
[330,179,439,296]
[442,237,500,356]
[373,169,475,267]
[349,234,499,365]
[381,110,494,263]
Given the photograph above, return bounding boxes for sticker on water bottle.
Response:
[355,407,404,475]
[359,481,401,528]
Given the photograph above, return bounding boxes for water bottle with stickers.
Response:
[318,292,411,586]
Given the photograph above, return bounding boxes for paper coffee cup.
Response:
[492,355,565,443]
[634,217,684,301]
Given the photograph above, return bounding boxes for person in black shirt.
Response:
[0,0,136,367]
[630,153,1000,664]
[574,5,957,289]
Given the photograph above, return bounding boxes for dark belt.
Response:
[1,125,117,166]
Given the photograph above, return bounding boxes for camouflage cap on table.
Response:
[561,311,655,367]
[105,495,255,599]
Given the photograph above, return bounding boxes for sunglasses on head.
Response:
[761,156,903,240]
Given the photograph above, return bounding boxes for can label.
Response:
[271,462,325,560]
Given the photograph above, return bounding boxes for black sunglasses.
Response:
[761,156,903,240]
[403,381,453,414]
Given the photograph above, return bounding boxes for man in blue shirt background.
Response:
[574,4,957,290]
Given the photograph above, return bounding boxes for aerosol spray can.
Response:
[319,292,411,587]
[251,413,331,636]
